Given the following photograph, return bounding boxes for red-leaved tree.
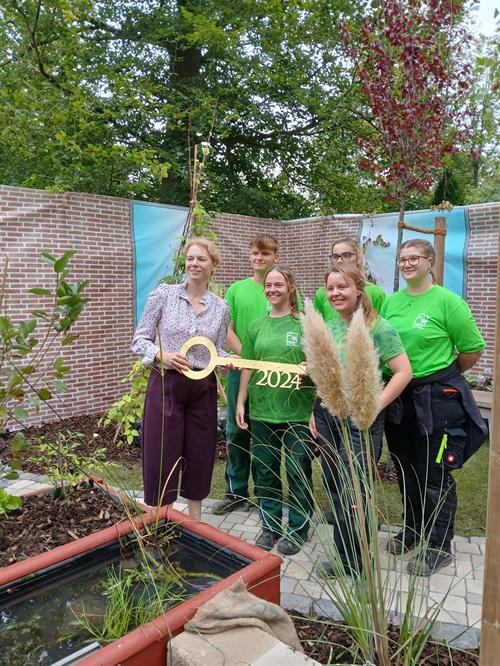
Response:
[345,0,473,289]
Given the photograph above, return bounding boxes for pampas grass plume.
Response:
[301,300,349,419]
[345,308,383,430]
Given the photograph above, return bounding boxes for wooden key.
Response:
[179,336,307,389]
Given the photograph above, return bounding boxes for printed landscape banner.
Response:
[359,207,469,298]
[131,202,188,324]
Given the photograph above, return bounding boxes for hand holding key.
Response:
[179,336,307,389]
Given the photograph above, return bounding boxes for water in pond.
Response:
[0,525,250,666]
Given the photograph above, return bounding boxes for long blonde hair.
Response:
[325,263,377,324]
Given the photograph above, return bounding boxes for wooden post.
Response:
[433,216,446,286]
[480,226,500,664]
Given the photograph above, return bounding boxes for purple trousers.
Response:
[141,368,218,506]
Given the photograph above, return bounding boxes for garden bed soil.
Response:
[1,413,227,475]
[292,614,479,665]
[0,484,125,567]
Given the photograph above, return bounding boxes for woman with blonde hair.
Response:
[310,262,411,576]
[382,239,487,575]
[314,236,385,322]
[132,237,230,520]
[236,265,316,556]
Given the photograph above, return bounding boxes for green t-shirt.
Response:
[313,283,386,323]
[380,285,484,378]
[240,314,316,423]
[225,277,303,343]
[326,315,405,375]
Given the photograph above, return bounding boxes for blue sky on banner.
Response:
[131,202,188,324]
[359,208,469,297]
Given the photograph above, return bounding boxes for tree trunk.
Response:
[392,200,405,292]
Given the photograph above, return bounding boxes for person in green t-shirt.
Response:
[309,263,412,577]
[313,236,385,323]
[212,235,280,515]
[382,239,486,576]
[236,265,316,556]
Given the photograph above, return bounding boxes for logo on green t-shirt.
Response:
[286,331,299,346]
[413,313,430,329]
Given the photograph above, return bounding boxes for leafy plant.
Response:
[0,251,88,507]
[99,360,149,446]
[0,487,22,514]
[28,430,108,498]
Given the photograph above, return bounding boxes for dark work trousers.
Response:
[314,398,385,574]
[223,370,252,499]
[251,420,314,541]
[385,384,467,552]
[141,367,217,506]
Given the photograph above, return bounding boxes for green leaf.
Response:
[54,250,76,273]
[61,333,79,345]
[37,388,52,400]
[4,471,20,481]
[13,407,29,420]
[53,379,69,393]
[29,288,52,296]
[12,432,29,452]
[42,252,56,262]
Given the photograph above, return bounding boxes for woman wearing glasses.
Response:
[381,239,487,576]
[313,236,385,322]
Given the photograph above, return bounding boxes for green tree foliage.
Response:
[0,0,380,216]
[432,168,465,206]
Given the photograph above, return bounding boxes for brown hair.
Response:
[250,235,279,254]
[330,236,366,277]
[400,238,436,283]
[325,263,377,324]
[184,237,220,267]
[264,264,300,317]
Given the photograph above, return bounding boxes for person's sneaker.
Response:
[212,496,249,515]
[407,548,453,576]
[386,529,417,555]
[276,537,301,556]
[255,529,280,551]
[316,560,357,578]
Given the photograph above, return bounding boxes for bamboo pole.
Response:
[433,217,446,285]
[479,219,500,664]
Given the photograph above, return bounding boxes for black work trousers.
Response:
[385,384,467,552]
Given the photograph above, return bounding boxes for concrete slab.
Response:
[170,627,321,666]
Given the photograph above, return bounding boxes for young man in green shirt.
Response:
[212,235,280,514]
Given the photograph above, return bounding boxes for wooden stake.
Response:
[433,216,446,285]
[480,219,500,664]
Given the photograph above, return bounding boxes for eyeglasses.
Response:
[398,255,428,268]
[329,252,354,262]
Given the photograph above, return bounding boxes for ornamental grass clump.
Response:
[345,308,383,431]
[297,302,457,664]
[300,301,349,419]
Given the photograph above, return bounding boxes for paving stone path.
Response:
[6,477,483,648]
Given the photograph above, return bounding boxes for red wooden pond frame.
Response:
[0,482,282,665]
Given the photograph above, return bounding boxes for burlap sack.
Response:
[185,579,303,653]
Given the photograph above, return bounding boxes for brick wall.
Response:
[1,185,134,427]
[1,184,498,428]
[466,203,500,378]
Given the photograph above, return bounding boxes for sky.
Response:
[473,0,499,36]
